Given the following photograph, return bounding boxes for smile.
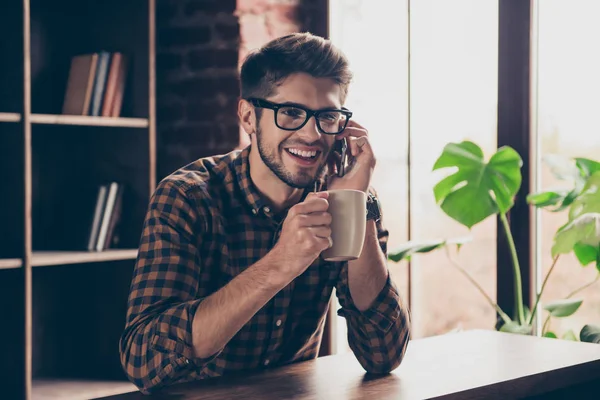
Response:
[284,147,321,166]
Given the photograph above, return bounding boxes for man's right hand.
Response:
[270,191,332,280]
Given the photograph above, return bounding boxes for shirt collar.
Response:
[234,145,327,217]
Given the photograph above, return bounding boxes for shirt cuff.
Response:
[338,274,402,333]
[150,298,223,367]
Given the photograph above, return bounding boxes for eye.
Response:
[281,107,305,119]
[319,112,341,122]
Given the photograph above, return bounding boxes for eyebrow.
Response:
[278,101,342,111]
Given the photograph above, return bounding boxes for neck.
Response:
[248,146,306,212]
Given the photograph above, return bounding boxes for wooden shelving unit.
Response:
[0,0,155,398]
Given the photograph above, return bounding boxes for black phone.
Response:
[335,137,348,177]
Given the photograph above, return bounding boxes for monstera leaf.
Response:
[432,141,522,229]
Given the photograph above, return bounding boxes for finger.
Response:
[314,236,333,251]
[338,120,369,139]
[299,212,332,227]
[306,191,329,200]
[347,135,373,158]
[292,196,329,215]
[308,226,332,239]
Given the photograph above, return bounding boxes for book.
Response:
[89,51,111,116]
[110,53,128,117]
[86,184,108,251]
[95,182,122,250]
[62,53,98,115]
[101,52,122,117]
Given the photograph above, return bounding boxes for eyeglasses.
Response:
[247,98,353,135]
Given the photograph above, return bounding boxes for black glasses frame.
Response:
[247,97,353,135]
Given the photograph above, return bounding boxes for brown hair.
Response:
[240,32,353,106]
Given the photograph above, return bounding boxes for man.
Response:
[119,32,411,394]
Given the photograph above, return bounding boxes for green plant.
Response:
[388,141,600,341]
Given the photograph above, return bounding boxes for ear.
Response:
[238,98,256,136]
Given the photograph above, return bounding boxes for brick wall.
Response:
[156,0,323,179]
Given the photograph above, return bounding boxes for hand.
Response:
[327,120,376,193]
[270,192,332,280]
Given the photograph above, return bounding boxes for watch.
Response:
[366,193,382,222]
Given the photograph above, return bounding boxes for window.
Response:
[533,0,600,338]
[329,0,409,352]
[329,0,498,345]
[409,0,498,337]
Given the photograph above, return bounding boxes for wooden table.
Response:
[98,330,600,399]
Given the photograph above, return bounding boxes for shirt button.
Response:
[264,359,270,366]
[264,206,271,213]
[276,319,282,327]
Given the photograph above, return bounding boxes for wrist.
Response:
[261,246,298,288]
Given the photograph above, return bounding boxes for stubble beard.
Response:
[255,125,328,189]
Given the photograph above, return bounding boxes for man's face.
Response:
[253,73,343,189]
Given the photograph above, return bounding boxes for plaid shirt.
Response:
[119,146,411,394]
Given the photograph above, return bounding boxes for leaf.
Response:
[575,158,600,179]
[580,324,600,344]
[432,142,522,228]
[527,188,580,212]
[499,321,532,335]
[551,213,600,257]
[544,331,557,339]
[562,330,578,341]
[569,172,600,220]
[573,243,599,266]
[527,190,569,207]
[543,299,583,318]
[387,237,472,263]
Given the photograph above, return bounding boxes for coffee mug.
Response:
[321,189,367,262]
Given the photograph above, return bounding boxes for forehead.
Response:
[269,73,343,109]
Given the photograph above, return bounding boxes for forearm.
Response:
[347,220,389,311]
[192,251,290,358]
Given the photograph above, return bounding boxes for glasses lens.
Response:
[276,106,308,130]
[317,111,347,134]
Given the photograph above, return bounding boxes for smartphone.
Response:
[335,137,348,177]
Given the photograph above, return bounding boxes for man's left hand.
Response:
[327,120,375,193]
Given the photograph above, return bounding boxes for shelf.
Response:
[32,249,138,267]
[31,114,149,128]
[0,258,22,270]
[0,250,138,269]
[32,379,137,400]
[0,112,21,123]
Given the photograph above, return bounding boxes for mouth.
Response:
[284,147,322,166]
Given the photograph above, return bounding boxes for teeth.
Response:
[288,148,317,158]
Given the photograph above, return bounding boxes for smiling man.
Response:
[119,32,411,394]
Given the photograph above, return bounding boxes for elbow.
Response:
[363,324,411,375]
[119,350,167,395]
[119,333,164,395]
